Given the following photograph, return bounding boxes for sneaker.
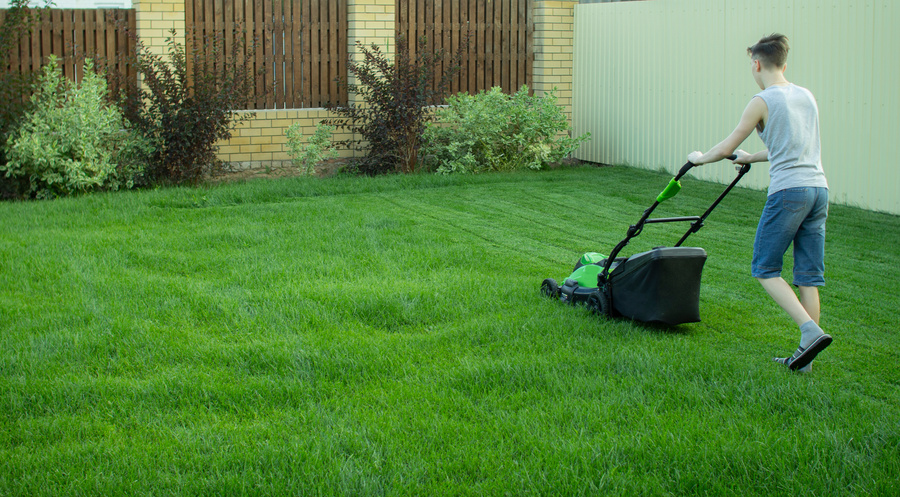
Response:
[775,356,812,373]
[774,334,832,371]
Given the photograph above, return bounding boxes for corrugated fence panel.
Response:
[574,0,899,214]
[870,0,899,213]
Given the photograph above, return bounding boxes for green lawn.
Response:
[1,166,898,495]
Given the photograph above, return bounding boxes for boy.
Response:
[686,34,831,372]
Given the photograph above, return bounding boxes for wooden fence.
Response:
[3,1,535,110]
[0,8,136,87]
[396,0,534,96]
[186,0,348,110]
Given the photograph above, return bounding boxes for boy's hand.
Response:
[687,151,704,165]
[731,149,752,171]
[732,149,752,163]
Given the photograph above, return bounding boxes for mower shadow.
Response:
[568,302,696,336]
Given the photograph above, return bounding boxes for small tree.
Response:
[112,29,262,185]
[325,34,468,175]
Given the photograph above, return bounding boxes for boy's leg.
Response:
[792,187,827,325]
[798,285,820,324]
[794,285,821,372]
[757,277,812,326]
[760,277,829,371]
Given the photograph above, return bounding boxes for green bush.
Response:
[285,123,339,176]
[422,86,590,174]
[0,57,152,199]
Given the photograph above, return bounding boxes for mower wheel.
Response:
[588,290,610,317]
[541,278,560,299]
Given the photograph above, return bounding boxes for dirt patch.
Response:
[208,157,352,184]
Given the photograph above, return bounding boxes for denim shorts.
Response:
[752,187,828,286]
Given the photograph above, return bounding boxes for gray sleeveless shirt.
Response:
[754,84,828,195]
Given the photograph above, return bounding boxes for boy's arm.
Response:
[688,97,768,165]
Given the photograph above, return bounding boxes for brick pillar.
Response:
[132,0,185,58]
[346,0,396,104]
[533,1,577,124]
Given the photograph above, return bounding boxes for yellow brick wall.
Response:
[533,1,577,123]
[217,110,359,170]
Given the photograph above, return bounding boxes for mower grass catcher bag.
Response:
[609,247,707,325]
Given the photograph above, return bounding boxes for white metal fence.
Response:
[573,0,899,214]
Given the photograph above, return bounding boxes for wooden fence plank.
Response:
[471,0,479,89]
[398,0,408,59]
[28,9,39,72]
[41,9,51,68]
[285,0,295,109]
[254,0,265,108]
[273,0,284,109]
[525,0,533,94]
[243,0,255,106]
[63,10,75,80]
[442,0,451,92]
[51,9,63,67]
[266,0,275,109]
[501,0,509,92]
[300,0,311,108]
[492,0,501,91]
[328,0,338,107]
[214,0,224,76]
[433,0,442,95]
[310,0,320,107]
[222,0,231,59]
[475,0,484,92]
[185,0,194,78]
[337,0,347,105]
[518,0,526,90]
[450,0,458,94]
[104,11,114,70]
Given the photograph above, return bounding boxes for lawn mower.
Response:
[541,156,748,325]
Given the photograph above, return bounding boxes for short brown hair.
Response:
[747,34,790,68]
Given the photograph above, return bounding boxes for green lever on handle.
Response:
[656,178,682,202]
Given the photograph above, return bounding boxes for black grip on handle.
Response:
[727,154,753,174]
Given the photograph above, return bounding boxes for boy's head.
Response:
[747,34,790,69]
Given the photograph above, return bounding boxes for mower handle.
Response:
[599,154,748,284]
[678,154,739,179]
